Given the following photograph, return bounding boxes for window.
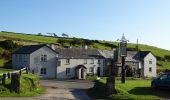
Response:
[91,59,94,64]
[57,60,61,66]
[98,59,101,64]
[66,59,70,64]
[66,68,71,75]
[41,68,46,75]
[89,67,94,73]
[149,60,152,64]
[84,59,87,64]
[149,67,152,72]
[40,55,47,62]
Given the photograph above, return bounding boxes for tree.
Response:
[37,33,42,36]
[53,33,58,37]
[62,33,69,37]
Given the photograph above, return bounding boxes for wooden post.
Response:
[11,73,20,93]
[121,57,125,83]
[106,59,117,95]
[2,74,6,85]
[26,67,28,74]
[7,72,11,79]
[19,70,22,75]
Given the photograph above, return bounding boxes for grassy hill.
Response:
[0,31,170,70]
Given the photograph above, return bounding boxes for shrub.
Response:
[164,55,170,61]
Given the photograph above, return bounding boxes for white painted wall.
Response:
[57,58,104,79]
[30,46,57,78]
[143,53,157,77]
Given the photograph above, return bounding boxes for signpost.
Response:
[117,34,128,84]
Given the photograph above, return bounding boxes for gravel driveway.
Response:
[36,79,94,100]
[0,79,94,100]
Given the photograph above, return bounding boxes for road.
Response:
[0,79,94,100]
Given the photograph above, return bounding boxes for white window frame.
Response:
[149,60,152,64]
[91,59,94,64]
[149,67,152,72]
[84,59,87,64]
[66,59,70,64]
[41,68,46,75]
[66,68,71,75]
[40,55,47,62]
[89,67,94,73]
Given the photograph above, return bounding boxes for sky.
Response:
[0,0,170,50]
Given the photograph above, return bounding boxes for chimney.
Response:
[82,44,88,49]
[49,44,55,50]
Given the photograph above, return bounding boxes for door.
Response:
[81,69,84,79]
[97,67,100,77]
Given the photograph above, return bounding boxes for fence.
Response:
[0,67,28,84]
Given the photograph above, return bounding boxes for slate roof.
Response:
[125,51,139,62]
[55,48,104,59]
[98,50,114,59]
[125,51,151,62]
[139,51,151,59]
[13,44,57,54]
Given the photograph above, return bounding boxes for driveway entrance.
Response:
[37,79,94,100]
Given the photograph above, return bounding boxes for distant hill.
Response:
[0,31,170,58]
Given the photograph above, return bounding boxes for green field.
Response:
[89,79,170,100]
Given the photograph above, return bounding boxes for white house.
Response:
[12,44,107,79]
[55,48,105,79]
[12,44,58,78]
[12,44,157,79]
[116,51,157,77]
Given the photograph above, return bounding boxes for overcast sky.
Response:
[0,0,170,50]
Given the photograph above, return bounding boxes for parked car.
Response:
[151,72,170,89]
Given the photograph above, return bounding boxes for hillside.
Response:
[0,31,170,70]
[0,31,170,57]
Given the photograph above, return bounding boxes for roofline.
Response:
[13,44,58,55]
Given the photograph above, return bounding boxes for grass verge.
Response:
[88,78,170,100]
[0,73,45,97]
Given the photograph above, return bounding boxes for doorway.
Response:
[81,69,84,79]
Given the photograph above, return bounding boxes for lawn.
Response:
[89,79,170,100]
[113,80,170,100]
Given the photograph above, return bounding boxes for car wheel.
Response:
[151,83,157,89]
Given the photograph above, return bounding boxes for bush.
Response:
[0,40,17,49]
[86,74,97,80]
[164,55,170,61]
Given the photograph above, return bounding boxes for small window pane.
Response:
[149,67,152,72]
